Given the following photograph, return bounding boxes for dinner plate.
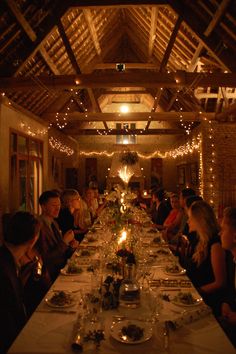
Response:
[60,264,84,276]
[110,320,153,344]
[164,267,186,276]
[172,293,203,307]
[45,291,76,308]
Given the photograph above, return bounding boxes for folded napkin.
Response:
[151,278,192,288]
[167,304,212,330]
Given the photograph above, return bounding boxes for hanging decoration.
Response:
[80,133,201,160]
[49,136,74,156]
[19,122,48,137]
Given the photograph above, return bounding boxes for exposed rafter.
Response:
[147,15,182,129]
[43,111,214,122]
[2,1,69,76]
[1,72,236,91]
[5,0,37,41]
[167,0,236,71]
[83,9,102,58]
[148,7,158,59]
[188,0,231,72]
[63,128,184,135]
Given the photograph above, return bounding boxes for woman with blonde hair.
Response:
[187,200,227,315]
[57,189,87,243]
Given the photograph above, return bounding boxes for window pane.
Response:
[18,136,27,155]
[29,160,37,212]
[29,140,38,157]
[10,133,17,153]
[38,142,43,158]
[19,160,27,211]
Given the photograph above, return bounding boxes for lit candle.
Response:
[118,230,127,244]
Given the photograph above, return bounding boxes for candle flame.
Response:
[118,165,134,184]
[118,230,127,244]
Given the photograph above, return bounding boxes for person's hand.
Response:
[63,230,74,245]
[222,302,232,317]
[69,239,79,249]
[139,203,147,209]
[221,303,236,324]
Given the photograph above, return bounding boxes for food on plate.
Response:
[80,249,90,256]
[121,324,144,341]
[67,262,83,274]
[165,264,182,273]
[87,234,97,242]
[156,248,169,255]
[147,228,157,233]
[152,236,161,243]
[174,291,198,305]
[50,291,73,306]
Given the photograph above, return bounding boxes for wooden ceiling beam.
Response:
[92,63,158,70]
[83,9,102,58]
[188,0,231,72]
[168,0,236,72]
[3,1,69,77]
[64,128,184,135]
[159,16,182,72]
[44,111,214,122]
[1,72,236,90]
[102,90,147,95]
[5,0,37,42]
[57,19,81,74]
[70,0,168,8]
[39,47,60,75]
[151,16,182,116]
[148,7,158,59]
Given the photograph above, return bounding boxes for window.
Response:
[116,123,136,144]
[10,131,43,213]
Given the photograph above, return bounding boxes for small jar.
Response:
[119,263,140,308]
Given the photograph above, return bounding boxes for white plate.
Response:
[60,265,84,276]
[110,320,153,344]
[45,291,76,308]
[172,293,203,307]
[164,268,186,276]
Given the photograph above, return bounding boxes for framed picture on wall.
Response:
[178,166,185,185]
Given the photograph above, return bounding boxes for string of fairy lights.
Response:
[1,91,215,201]
[79,133,202,159]
[205,117,216,205]
[49,137,74,156]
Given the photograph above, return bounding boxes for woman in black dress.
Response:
[186,200,227,315]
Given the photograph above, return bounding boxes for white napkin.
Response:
[167,304,212,330]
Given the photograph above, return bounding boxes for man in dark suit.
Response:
[37,190,78,281]
[0,211,40,353]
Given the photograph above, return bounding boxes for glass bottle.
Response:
[119,263,140,308]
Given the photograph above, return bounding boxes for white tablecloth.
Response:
[8,226,236,354]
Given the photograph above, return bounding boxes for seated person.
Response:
[219,207,236,347]
[161,193,184,242]
[132,189,148,208]
[177,195,203,267]
[84,187,99,221]
[37,190,78,281]
[0,212,40,353]
[151,189,170,228]
[178,187,196,236]
[186,200,227,315]
[20,243,52,316]
[57,189,87,243]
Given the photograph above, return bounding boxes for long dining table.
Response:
[8,206,236,354]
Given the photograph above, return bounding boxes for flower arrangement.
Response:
[120,151,139,165]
